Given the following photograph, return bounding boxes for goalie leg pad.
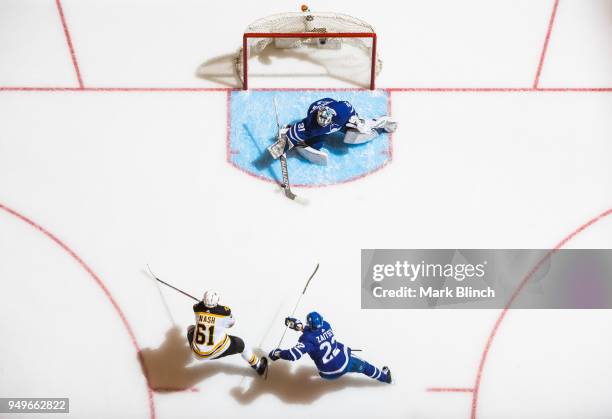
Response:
[343,128,378,144]
[296,145,328,165]
[344,116,397,144]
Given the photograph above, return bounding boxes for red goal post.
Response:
[242,32,377,90]
[238,10,381,90]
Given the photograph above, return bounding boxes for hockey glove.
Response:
[269,349,281,361]
[285,317,304,331]
[346,115,371,133]
[267,126,294,159]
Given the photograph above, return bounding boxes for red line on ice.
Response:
[0,203,156,419]
[54,0,84,89]
[533,0,560,88]
[470,208,612,419]
[386,87,612,92]
[227,158,391,188]
[1,87,612,93]
[0,87,232,92]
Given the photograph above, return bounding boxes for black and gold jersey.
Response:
[190,303,235,359]
[192,302,232,317]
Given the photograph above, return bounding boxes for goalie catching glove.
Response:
[346,115,397,134]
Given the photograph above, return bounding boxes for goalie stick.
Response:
[279,154,295,200]
[272,97,297,200]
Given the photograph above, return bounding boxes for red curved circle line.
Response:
[0,203,156,419]
[471,208,612,419]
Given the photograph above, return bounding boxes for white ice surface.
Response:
[539,0,612,87]
[0,1,611,419]
[0,0,78,86]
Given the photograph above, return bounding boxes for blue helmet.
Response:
[306,311,323,330]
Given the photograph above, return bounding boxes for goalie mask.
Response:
[316,107,336,127]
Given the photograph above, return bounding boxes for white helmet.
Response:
[203,290,220,308]
[317,107,336,127]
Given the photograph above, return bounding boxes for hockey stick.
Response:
[266,262,319,379]
[272,96,297,200]
[150,269,177,326]
[146,265,199,302]
[275,263,320,351]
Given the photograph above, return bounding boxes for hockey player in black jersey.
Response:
[187,290,267,376]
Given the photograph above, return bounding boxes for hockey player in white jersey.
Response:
[187,290,268,376]
[268,97,397,165]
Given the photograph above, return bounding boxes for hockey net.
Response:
[237,10,382,89]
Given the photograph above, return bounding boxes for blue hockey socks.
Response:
[348,355,390,383]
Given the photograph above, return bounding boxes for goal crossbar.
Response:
[242,32,378,90]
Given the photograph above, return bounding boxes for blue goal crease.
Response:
[228,90,391,186]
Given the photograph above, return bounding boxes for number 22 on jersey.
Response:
[320,336,340,364]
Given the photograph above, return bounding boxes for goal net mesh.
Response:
[237,11,382,88]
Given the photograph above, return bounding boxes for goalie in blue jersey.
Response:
[267,98,397,166]
[268,311,392,383]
